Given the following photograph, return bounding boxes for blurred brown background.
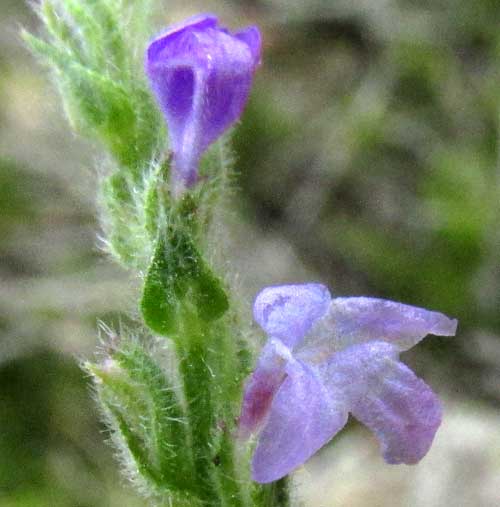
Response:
[1,0,500,506]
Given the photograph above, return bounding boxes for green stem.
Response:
[253,478,291,507]
[205,318,250,507]
[175,305,258,507]
[215,431,246,507]
[176,309,219,505]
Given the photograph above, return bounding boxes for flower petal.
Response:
[253,283,331,348]
[252,356,348,483]
[147,13,218,62]
[320,341,442,465]
[298,297,457,358]
[235,26,262,67]
[239,339,291,436]
[146,16,261,191]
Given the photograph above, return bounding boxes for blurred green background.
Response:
[1,0,500,506]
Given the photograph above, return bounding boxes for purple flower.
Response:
[240,283,457,483]
[145,14,261,193]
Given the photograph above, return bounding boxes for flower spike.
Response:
[145,14,261,193]
[241,283,457,483]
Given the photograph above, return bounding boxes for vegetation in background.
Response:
[1,0,500,506]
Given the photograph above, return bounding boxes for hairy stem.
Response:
[253,477,290,507]
[176,309,219,504]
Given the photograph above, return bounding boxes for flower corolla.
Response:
[145,14,261,193]
[240,283,457,483]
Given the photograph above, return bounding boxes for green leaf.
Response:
[193,268,230,322]
[25,0,162,176]
[87,338,198,496]
[107,403,162,485]
[143,175,161,240]
[40,1,79,57]
[113,343,194,491]
[88,360,162,486]
[101,173,140,265]
[141,236,179,335]
[141,228,229,336]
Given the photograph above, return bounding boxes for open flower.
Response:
[145,14,261,193]
[240,283,457,483]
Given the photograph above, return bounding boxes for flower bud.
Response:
[145,14,261,193]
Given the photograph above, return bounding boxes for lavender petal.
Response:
[239,339,291,436]
[304,297,458,354]
[253,283,331,348]
[321,341,442,465]
[252,358,348,483]
[234,26,262,66]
